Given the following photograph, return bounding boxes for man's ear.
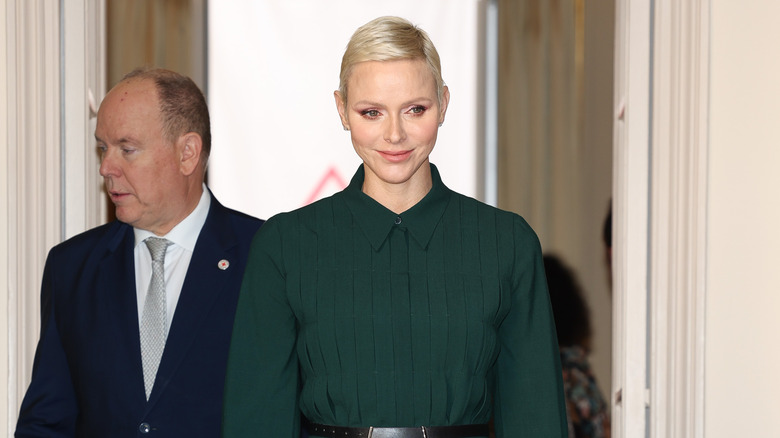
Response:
[178,132,203,176]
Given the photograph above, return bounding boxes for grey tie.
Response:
[140,237,171,400]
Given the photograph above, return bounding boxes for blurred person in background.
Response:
[544,254,611,438]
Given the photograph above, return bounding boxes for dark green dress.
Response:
[222,164,568,437]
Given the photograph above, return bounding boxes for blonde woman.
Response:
[222,16,568,438]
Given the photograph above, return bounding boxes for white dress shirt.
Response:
[133,185,211,332]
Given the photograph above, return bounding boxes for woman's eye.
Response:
[409,105,427,114]
[361,109,380,118]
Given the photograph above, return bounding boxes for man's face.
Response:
[96,78,190,235]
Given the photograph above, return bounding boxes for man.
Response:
[15,68,263,437]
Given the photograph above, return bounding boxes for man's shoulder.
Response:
[207,198,264,233]
[52,221,129,254]
[223,205,265,228]
[41,221,131,277]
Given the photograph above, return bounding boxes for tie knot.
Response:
[145,237,171,262]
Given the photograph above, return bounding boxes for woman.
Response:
[222,16,568,438]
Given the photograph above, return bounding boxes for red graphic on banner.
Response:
[303,166,348,206]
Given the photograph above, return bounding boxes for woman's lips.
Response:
[379,150,412,162]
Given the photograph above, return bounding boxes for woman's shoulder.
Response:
[448,191,534,229]
[259,194,342,231]
[441,191,542,256]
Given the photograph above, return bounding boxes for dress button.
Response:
[395,216,402,225]
[139,422,151,433]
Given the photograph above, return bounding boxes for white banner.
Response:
[208,1,484,220]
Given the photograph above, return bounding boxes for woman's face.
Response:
[335,58,449,194]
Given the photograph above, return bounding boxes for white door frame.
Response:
[612,1,708,437]
[2,0,105,432]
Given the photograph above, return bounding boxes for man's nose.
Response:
[99,148,118,178]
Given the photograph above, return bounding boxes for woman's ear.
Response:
[438,85,450,125]
[334,91,350,131]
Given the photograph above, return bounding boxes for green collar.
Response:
[339,163,452,251]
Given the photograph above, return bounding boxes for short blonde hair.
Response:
[338,16,445,105]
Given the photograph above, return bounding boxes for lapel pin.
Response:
[218,259,230,270]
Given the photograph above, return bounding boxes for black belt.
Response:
[304,419,489,438]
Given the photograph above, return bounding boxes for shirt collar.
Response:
[134,183,211,251]
[340,163,451,251]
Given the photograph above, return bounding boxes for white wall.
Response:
[706,1,780,436]
[208,1,485,221]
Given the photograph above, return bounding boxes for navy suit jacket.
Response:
[16,194,263,437]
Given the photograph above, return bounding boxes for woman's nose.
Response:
[383,115,407,144]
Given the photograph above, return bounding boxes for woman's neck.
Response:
[362,167,433,214]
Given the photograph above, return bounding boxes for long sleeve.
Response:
[222,165,568,437]
[492,216,569,437]
[222,217,301,437]
[16,251,79,438]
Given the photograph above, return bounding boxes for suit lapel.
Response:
[94,223,147,401]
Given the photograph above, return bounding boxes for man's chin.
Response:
[114,209,139,227]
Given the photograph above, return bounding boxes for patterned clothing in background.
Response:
[560,345,611,438]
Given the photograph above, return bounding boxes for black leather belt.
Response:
[304,419,489,438]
